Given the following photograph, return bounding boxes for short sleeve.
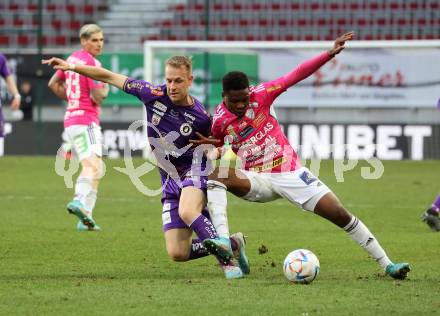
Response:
[0,54,12,79]
[123,78,163,103]
[55,69,65,81]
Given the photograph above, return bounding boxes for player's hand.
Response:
[41,57,70,71]
[10,94,21,110]
[328,31,355,56]
[189,132,221,146]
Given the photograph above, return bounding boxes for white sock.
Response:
[74,176,93,206]
[207,180,230,239]
[0,137,4,156]
[344,216,392,269]
[83,190,98,216]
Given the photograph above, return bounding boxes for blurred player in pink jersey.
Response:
[194,32,410,280]
[48,24,109,231]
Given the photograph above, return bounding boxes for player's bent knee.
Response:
[167,249,189,262]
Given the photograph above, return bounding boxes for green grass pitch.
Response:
[0,157,439,315]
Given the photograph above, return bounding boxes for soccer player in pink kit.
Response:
[48,24,109,231]
[198,32,411,280]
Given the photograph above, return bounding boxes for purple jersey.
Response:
[0,53,12,108]
[123,78,212,197]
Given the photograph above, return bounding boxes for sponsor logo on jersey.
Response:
[152,113,161,125]
[153,101,167,112]
[126,81,144,91]
[180,123,193,136]
[170,109,179,117]
[248,121,274,143]
[249,156,286,172]
[184,112,196,123]
[299,170,317,185]
[251,102,259,107]
[267,84,282,93]
[226,125,237,137]
[253,113,266,127]
[152,108,165,117]
[151,88,164,96]
[239,125,254,138]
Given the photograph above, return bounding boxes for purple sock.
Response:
[188,239,210,261]
[431,194,440,213]
[189,214,218,241]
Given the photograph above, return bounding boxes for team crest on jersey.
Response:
[299,171,317,185]
[245,108,255,120]
[180,123,193,136]
[152,113,162,125]
[251,102,259,107]
[151,87,164,96]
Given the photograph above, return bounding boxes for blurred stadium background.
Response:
[0,0,439,159]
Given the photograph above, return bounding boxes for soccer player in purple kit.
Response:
[42,55,246,279]
[421,193,440,231]
[0,53,21,156]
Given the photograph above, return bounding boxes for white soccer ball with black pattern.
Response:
[283,249,320,284]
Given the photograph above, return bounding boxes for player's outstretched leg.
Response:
[421,208,440,231]
[385,262,411,280]
[230,232,250,275]
[67,200,100,231]
[202,236,234,264]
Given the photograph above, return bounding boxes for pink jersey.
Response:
[56,49,105,128]
[212,51,332,173]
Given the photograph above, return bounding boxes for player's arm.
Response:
[48,72,67,101]
[42,57,127,90]
[90,83,109,105]
[4,74,21,110]
[280,31,354,88]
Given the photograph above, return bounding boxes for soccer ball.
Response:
[283,249,320,284]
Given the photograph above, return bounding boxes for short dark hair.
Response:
[222,71,249,92]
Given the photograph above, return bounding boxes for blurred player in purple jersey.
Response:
[0,53,21,156]
[47,24,109,231]
[43,55,245,279]
[421,193,440,231]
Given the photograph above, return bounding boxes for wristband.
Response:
[14,93,21,98]
[68,63,76,71]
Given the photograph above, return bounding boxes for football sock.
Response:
[189,214,218,241]
[83,190,97,216]
[431,194,440,214]
[207,180,230,238]
[74,176,93,205]
[0,137,4,156]
[188,238,210,260]
[344,216,392,269]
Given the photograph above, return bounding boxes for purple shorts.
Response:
[161,175,209,232]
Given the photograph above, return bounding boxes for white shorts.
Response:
[64,123,103,161]
[241,167,331,212]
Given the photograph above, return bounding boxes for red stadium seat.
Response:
[18,35,29,46]
[55,35,67,46]
[28,3,38,12]
[83,5,94,15]
[0,35,9,45]
[66,4,76,14]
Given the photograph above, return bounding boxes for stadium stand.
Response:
[0,0,439,49]
[0,0,109,48]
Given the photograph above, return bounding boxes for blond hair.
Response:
[79,24,103,40]
[166,55,192,73]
